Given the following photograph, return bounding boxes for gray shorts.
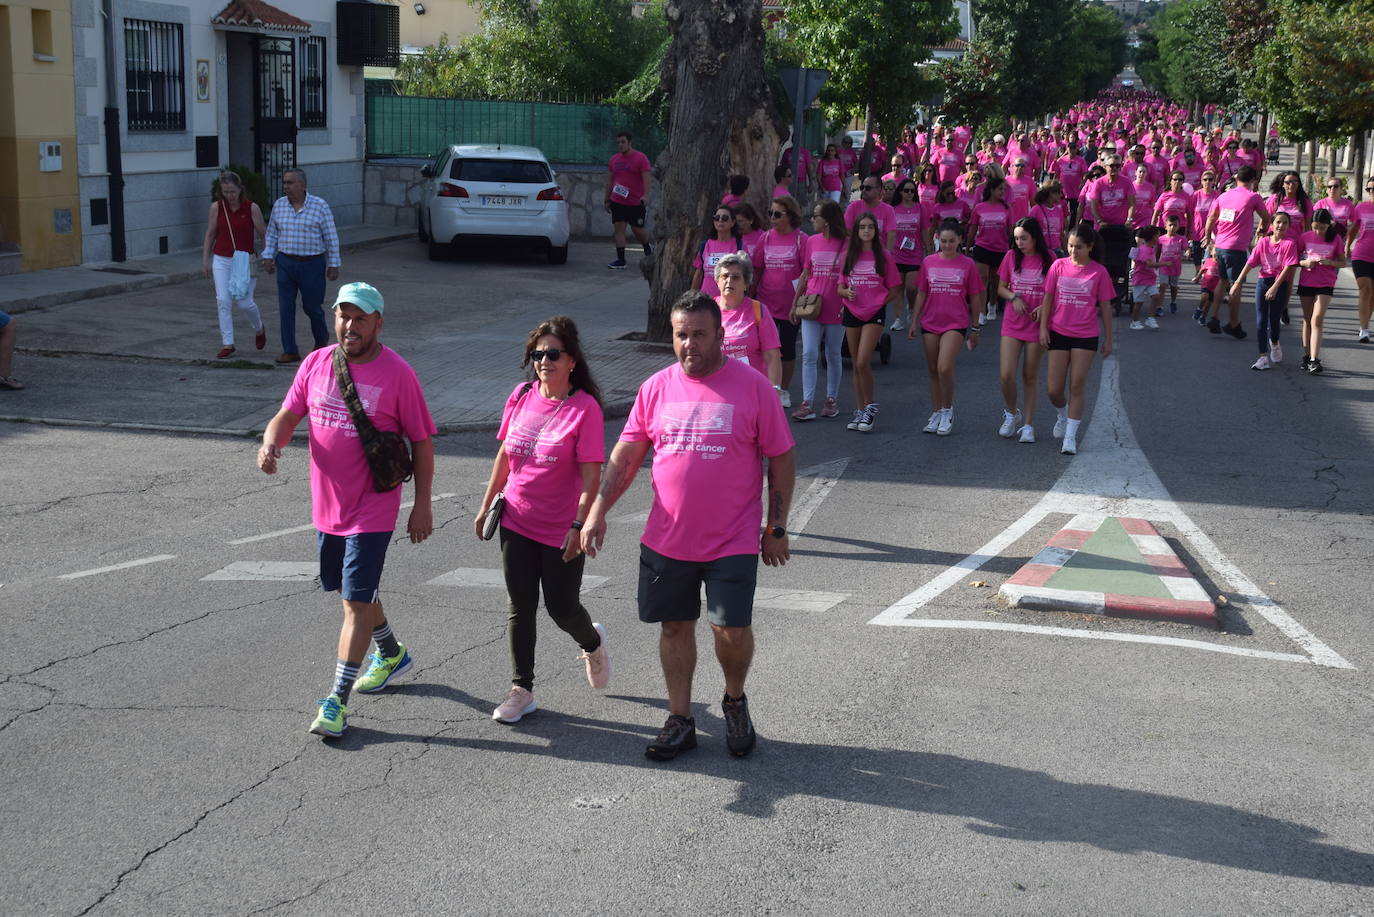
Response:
[638,544,758,628]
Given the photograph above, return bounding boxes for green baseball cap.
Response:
[332,281,384,314]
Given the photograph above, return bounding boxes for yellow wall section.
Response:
[0,0,81,270]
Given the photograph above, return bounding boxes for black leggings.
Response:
[499,526,600,690]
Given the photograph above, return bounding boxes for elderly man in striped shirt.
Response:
[262,168,341,364]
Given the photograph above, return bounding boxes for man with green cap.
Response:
[257,281,437,738]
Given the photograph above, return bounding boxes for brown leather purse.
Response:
[331,347,414,492]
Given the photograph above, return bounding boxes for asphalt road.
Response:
[2,243,1372,915]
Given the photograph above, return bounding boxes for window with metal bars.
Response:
[124,19,185,131]
[300,37,327,129]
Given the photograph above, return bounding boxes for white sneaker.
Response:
[1251,355,1271,371]
[1359,329,1370,343]
[936,408,953,436]
[1129,320,1145,330]
[922,411,941,434]
[889,315,907,332]
[780,390,792,408]
[985,303,998,320]
[1144,316,1160,329]
[1018,424,1036,443]
[493,686,537,724]
[1269,343,1282,364]
[998,409,1022,438]
[1060,433,1077,455]
[847,409,865,431]
[577,622,611,689]
[1053,413,1066,439]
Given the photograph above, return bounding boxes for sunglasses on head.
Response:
[529,348,563,362]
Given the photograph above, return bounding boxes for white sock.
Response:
[1056,407,1067,422]
[1065,418,1081,437]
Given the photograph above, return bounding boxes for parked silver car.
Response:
[418,144,571,264]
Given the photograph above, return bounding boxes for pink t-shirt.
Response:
[608,150,651,205]
[719,297,782,375]
[772,184,792,199]
[1191,188,1219,238]
[1200,257,1221,292]
[916,252,983,334]
[1212,187,1267,251]
[970,202,1012,252]
[817,158,843,192]
[1158,233,1188,277]
[1027,202,1067,251]
[931,199,972,229]
[802,234,846,324]
[1130,180,1156,228]
[498,384,605,548]
[756,228,806,320]
[844,200,897,235]
[892,203,928,263]
[1130,242,1159,286]
[694,237,742,297]
[930,146,963,184]
[1052,155,1089,199]
[1153,190,1191,228]
[620,359,795,563]
[1045,258,1115,338]
[918,183,941,206]
[838,148,858,176]
[1315,196,1354,231]
[1088,175,1135,225]
[283,346,437,536]
[1244,236,1299,279]
[1298,230,1344,288]
[996,250,1047,343]
[1005,177,1036,220]
[840,250,901,321]
[1266,195,1309,243]
[1350,201,1374,262]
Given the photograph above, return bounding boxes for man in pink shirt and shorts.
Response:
[582,292,796,761]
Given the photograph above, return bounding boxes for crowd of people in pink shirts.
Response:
[688,87,1374,453]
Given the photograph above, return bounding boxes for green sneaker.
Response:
[355,646,413,694]
[309,694,348,738]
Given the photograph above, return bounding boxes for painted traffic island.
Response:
[1000,516,1219,628]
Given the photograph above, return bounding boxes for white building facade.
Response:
[70,0,395,263]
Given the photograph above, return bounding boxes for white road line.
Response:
[884,619,1317,666]
[59,554,177,580]
[426,568,609,591]
[790,458,849,535]
[201,562,317,582]
[870,358,1354,670]
[227,493,459,545]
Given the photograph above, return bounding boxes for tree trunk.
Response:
[1295,141,1304,174]
[1355,131,1367,198]
[646,0,782,342]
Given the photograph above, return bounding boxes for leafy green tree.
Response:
[1143,0,1241,109]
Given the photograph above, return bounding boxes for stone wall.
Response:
[364,159,655,240]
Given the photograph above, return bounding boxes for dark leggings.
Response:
[499,526,600,690]
[1254,277,1290,353]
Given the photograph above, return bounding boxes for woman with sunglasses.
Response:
[1315,177,1354,238]
[916,163,941,206]
[817,144,845,202]
[968,176,1014,323]
[1297,208,1346,374]
[757,196,806,404]
[478,316,608,724]
[1151,170,1193,235]
[888,177,931,332]
[932,180,973,240]
[1347,179,1374,343]
[791,200,848,420]
[1190,169,1221,281]
[838,212,902,433]
[1027,182,1069,255]
[909,218,983,436]
[692,205,745,297]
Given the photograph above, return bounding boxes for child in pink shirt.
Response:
[1229,212,1300,369]
[910,219,985,437]
[1128,225,1162,330]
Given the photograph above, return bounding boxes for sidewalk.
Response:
[0,225,413,315]
[0,237,671,436]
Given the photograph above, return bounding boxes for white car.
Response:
[417,144,570,264]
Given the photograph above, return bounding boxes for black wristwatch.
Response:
[766,525,787,538]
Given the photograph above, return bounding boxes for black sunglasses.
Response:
[861,184,879,191]
[769,210,786,218]
[713,213,733,221]
[529,348,564,362]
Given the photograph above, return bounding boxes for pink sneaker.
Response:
[791,400,816,421]
[819,397,839,418]
[578,622,611,689]
[492,686,536,724]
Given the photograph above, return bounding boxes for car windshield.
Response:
[450,158,551,183]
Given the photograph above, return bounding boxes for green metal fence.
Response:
[365,91,665,165]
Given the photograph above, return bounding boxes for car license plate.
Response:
[481,195,524,206]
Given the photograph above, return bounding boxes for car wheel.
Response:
[427,234,449,261]
[417,207,429,243]
[547,244,568,265]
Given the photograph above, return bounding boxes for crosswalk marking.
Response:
[426,568,609,591]
[202,562,316,582]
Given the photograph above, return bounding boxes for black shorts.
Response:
[896,261,921,276]
[972,245,1005,268]
[842,305,887,328]
[609,202,647,227]
[1352,259,1374,280]
[1047,329,1099,352]
[774,316,799,362]
[638,544,758,628]
[1296,285,1335,298]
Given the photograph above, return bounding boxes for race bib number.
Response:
[612,183,631,199]
[899,237,916,251]
[1219,208,1237,222]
